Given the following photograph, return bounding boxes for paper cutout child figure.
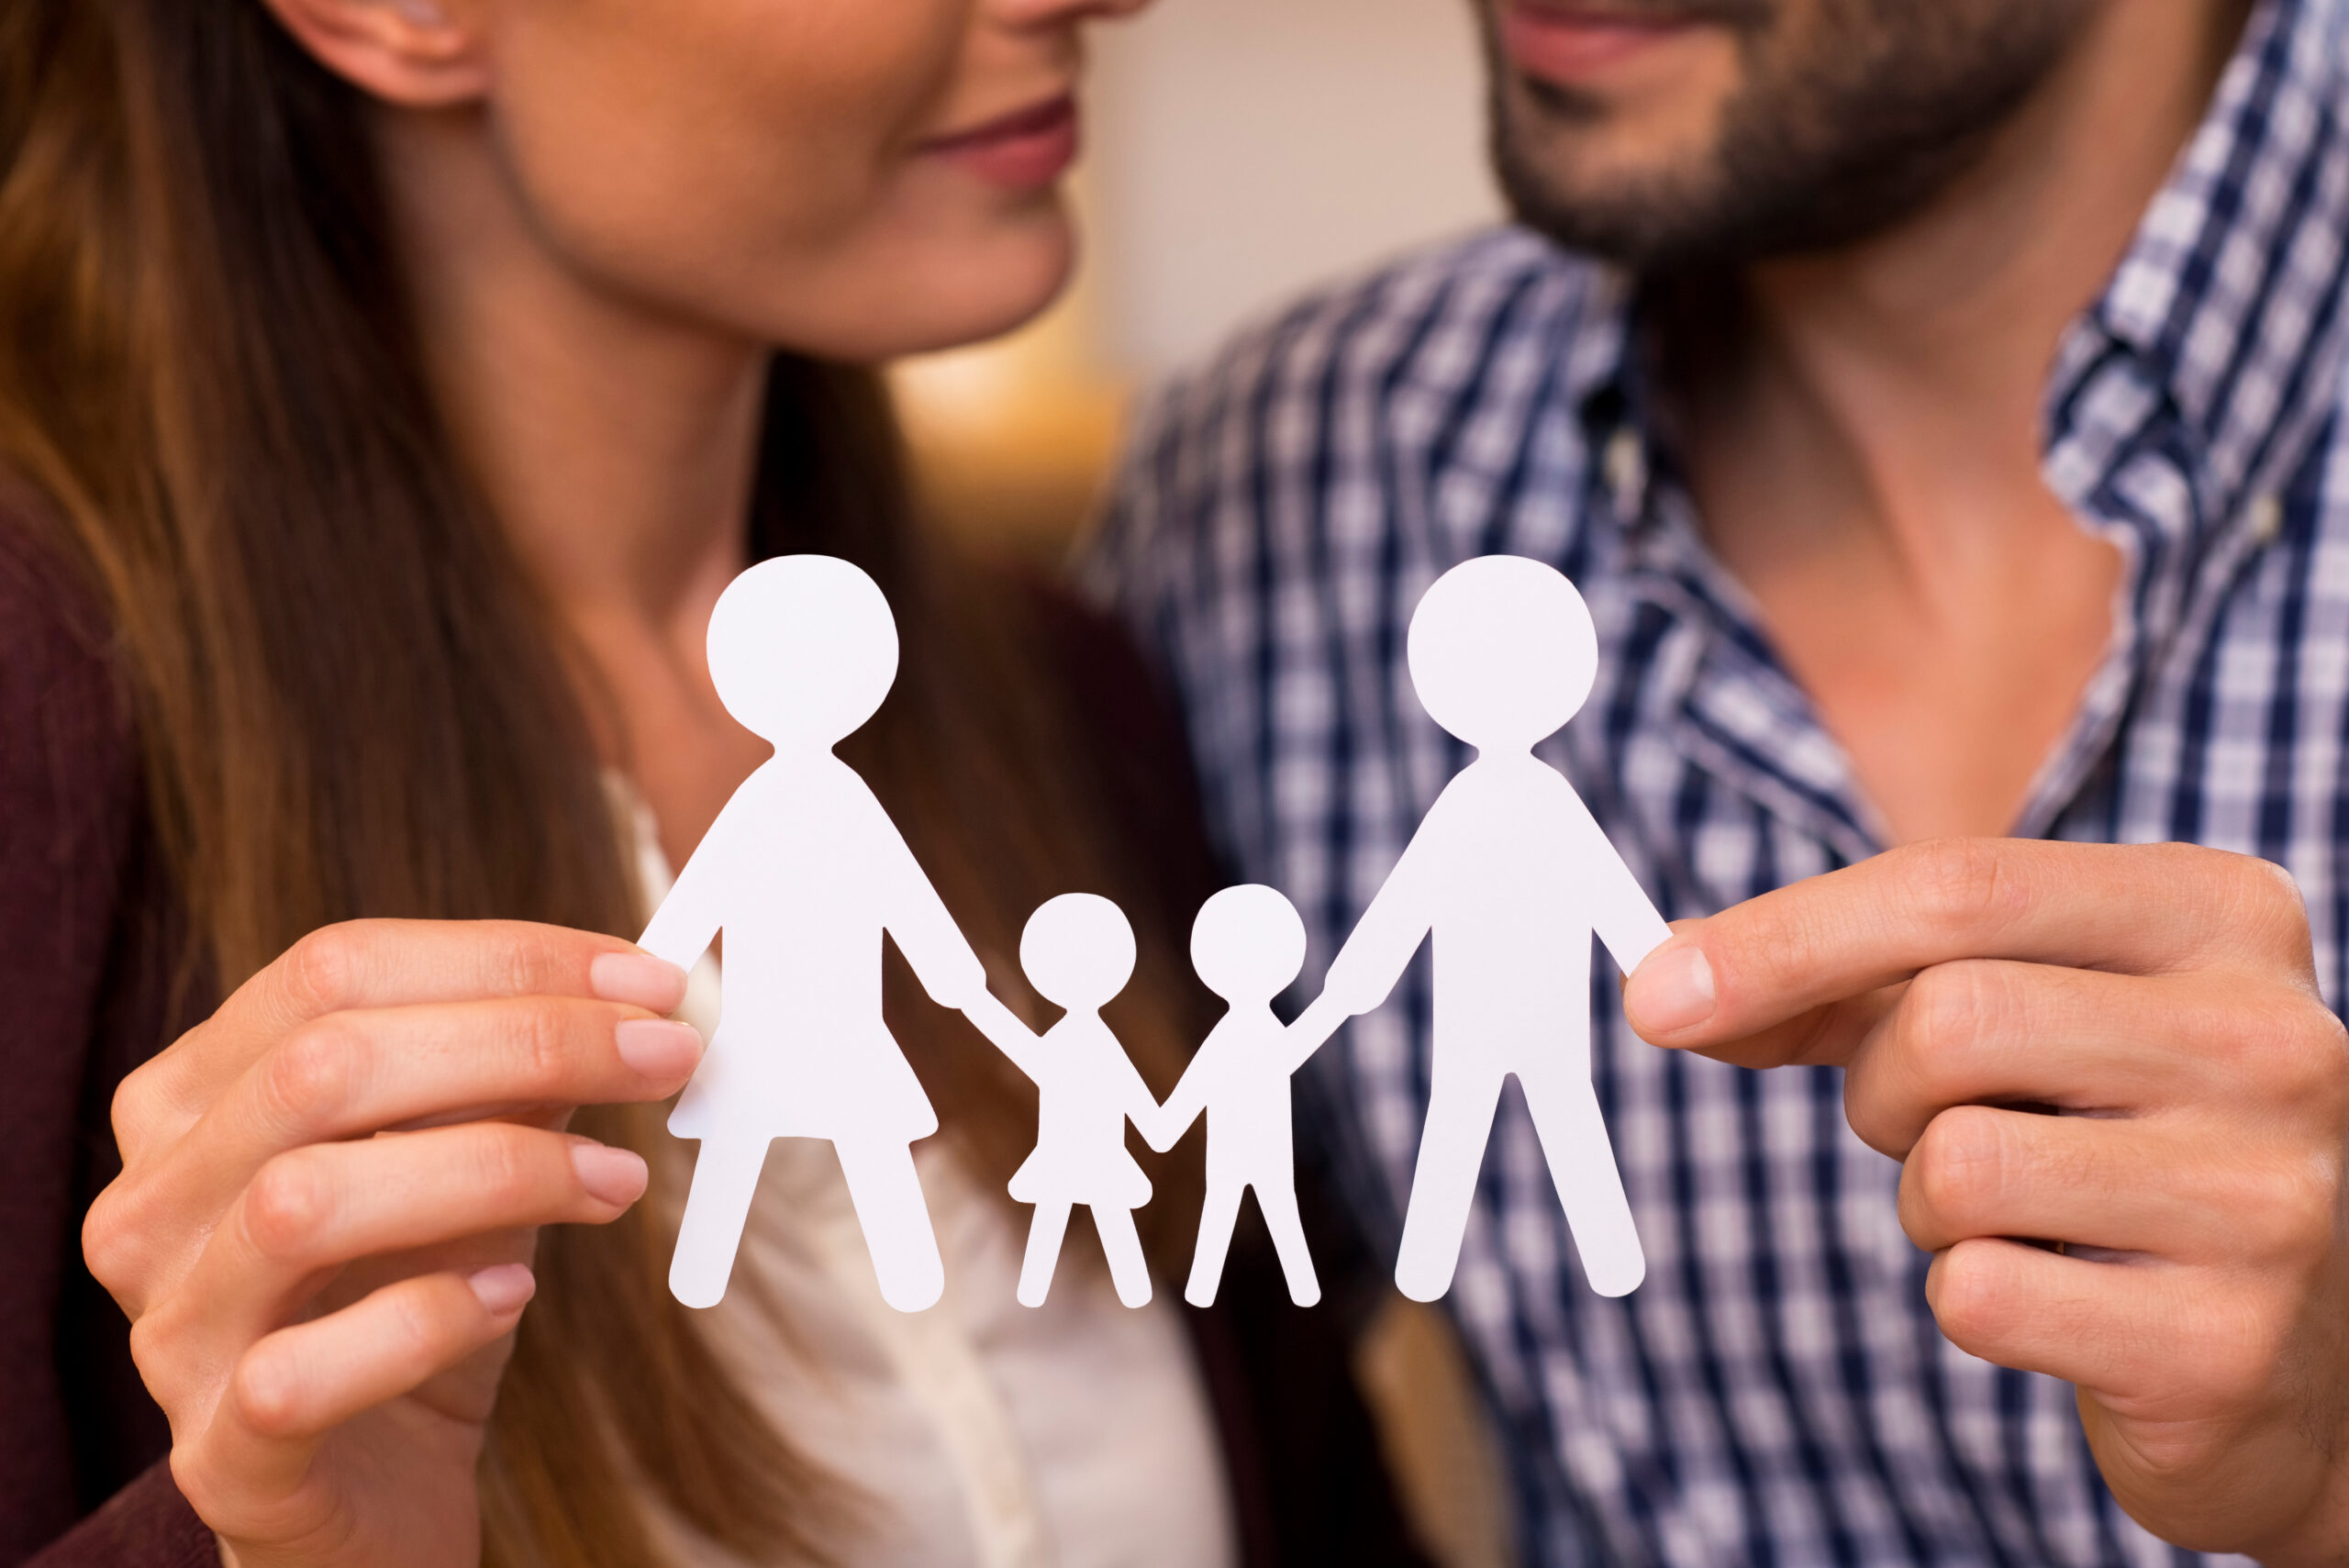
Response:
[641,555,996,1314]
[1291,555,1671,1303]
[1142,885,1341,1308]
[963,894,1162,1310]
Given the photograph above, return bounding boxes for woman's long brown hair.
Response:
[0,3,1207,1562]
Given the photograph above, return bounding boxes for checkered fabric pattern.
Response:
[1086,1,2349,1562]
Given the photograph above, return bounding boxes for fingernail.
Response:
[616,1018,704,1079]
[572,1142,650,1207]
[467,1262,536,1316]
[590,951,688,1013]
[1628,942,1715,1036]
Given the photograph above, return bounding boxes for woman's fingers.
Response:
[210,1118,642,1329]
[128,1122,643,1410]
[117,919,685,1159]
[232,1265,537,1441]
[92,999,696,1308]
[225,918,684,1047]
[217,995,694,1172]
[177,1266,537,1534]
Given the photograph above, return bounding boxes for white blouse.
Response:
[622,790,1239,1568]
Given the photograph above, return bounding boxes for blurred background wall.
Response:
[894,0,1504,561]
[898,6,1521,1565]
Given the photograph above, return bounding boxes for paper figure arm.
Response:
[1280,994,1352,1073]
[867,795,991,1012]
[963,990,1052,1083]
[1572,798,1673,975]
[1111,1042,1169,1153]
[1141,1047,1215,1152]
[1316,807,1446,1018]
[637,794,741,973]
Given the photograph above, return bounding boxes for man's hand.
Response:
[1621,840,2349,1564]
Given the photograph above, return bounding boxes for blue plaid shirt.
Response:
[1089,1,2349,1562]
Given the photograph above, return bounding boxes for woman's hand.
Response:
[83,918,703,1567]
[1623,840,2349,1562]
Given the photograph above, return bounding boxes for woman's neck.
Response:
[376,104,763,642]
[373,103,779,862]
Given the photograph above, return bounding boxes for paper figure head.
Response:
[1190,884,1308,1006]
[707,555,899,750]
[1408,555,1598,752]
[1020,893,1137,1011]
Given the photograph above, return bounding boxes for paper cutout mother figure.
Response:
[641,555,993,1313]
[964,895,1161,1310]
[1144,884,1341,1308]
[1292,555,1671,1302]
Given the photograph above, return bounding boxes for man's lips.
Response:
[1500,4,1709,84]
[918,94,1081,191]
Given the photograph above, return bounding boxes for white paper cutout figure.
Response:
[641,555,996,1314]
[1142,885,1341,1308]
[1289,555,1670,1303]
[963,895,1162,1310]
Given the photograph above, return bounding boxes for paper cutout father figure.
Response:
[1294,554,1670,1302]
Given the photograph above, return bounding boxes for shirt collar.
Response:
[1575,0,2349,542]
[2069,0,2349,535]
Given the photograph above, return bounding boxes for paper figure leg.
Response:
[1019,1202,1072,1307]
[835,1139,946,1312]
[671,1136,770,1308]
[1183,1180,1246,1307]
[1518,1057,1646,1297]
[1255,1181,1322,1307]
[1093,1207,1153,1308]
[1394,1069,1507,1303]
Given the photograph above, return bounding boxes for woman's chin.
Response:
[781,216,1077,364]
[915,267,1074,357]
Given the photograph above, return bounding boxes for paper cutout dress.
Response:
[1145,884,1340,1308]
[964,894,1162,1310]
[641,555,991,1314]
[1294,554,1670,1302]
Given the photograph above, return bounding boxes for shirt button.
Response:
[2248,493,2285,544]
[1603,428,1646,513]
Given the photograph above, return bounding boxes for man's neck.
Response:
[1677,0,2249,588]
[1661,0,2251,843]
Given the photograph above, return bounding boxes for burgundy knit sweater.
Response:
[0,517,215,1565]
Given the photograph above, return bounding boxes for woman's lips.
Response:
[1499,6,1699,85]
[919,95,1081,192]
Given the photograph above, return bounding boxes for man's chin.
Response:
[1489,112,1731,270]
[1483,44,1773,269]
[1489,82,2006,273]
[1484,0,2100,275]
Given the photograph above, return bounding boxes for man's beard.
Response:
[1487,0,2098,272]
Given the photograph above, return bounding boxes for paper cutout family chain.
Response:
[641,552,1672,1315]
